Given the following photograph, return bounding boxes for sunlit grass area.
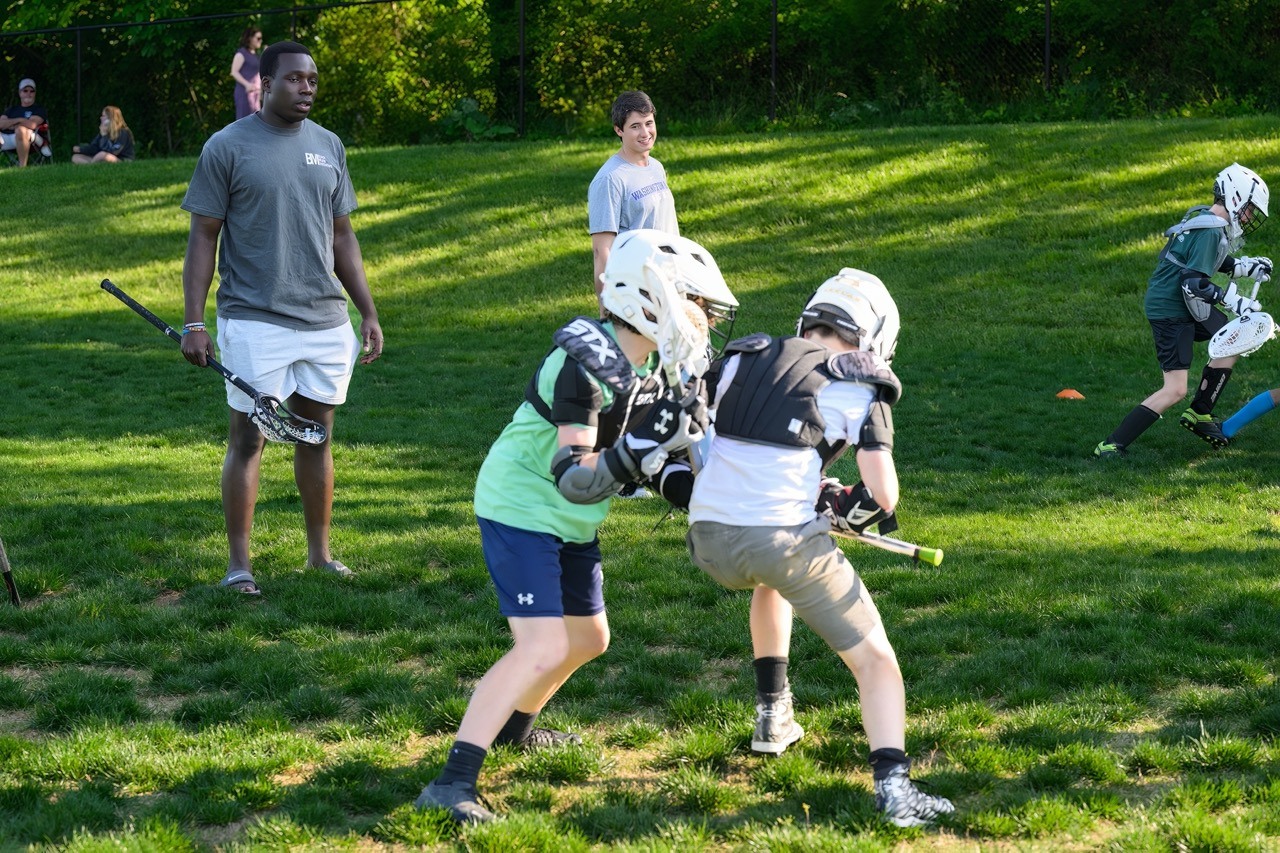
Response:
[2,117,1280,849]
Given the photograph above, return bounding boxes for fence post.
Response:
[1043,0,1052,91]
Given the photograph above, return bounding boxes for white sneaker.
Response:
[751,689,804,754]
[39,144,52,158]
[874,765,954,827]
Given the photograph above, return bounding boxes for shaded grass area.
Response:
[1,117,1280,849]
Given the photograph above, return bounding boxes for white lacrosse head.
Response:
[797,268,900,362]
[601,229,738,351]
[1208,311,1277,359]
[1215,163,1270,243]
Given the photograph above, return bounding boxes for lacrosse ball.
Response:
[1056,389,1085,400]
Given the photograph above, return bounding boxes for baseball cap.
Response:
[18,78,35,91]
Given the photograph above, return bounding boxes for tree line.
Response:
[3,0,1278,158]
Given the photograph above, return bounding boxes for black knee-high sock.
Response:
[493,710,537,746]
[436,740,487,787]
[868,747,910,781]
[754,656,789,696]
[1192,366,1233,414]
[1107,405,1161,448]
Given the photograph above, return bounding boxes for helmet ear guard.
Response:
[797,268,900,363]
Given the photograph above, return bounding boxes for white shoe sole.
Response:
[751,723,804,754]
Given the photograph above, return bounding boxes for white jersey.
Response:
[688,354,878,527]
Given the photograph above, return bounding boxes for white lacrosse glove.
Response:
[1232,256,1273,283]
[1222,281,1262,316]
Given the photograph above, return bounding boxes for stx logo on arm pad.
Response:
[553,316,636,397]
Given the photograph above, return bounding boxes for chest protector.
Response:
[524,316,666,449]
[712,334,902,466]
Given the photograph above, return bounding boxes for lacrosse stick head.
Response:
[1215,162,1270,243]
[798,268,900,363]
[1208,311,1277,359]
[249,395,328,445]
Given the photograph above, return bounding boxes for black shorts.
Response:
[1149,311,1228,371]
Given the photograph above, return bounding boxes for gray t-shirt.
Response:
[587,153,678,236]
[181,114,357,330]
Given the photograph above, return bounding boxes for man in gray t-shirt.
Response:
[179,41,384,596]
[588,91,678,307]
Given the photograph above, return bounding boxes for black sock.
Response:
[868,747,910,781]
[754,656,789,696]
[1107,405,1161,448]
[492,710,537,746]
[1192,366,1233,414]
[436,740,487,788]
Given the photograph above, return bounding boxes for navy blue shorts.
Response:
[477,517,605,618]
[1150,311,1228,371]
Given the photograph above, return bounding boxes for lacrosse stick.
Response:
[0,534,19,607]
[100,280,327,445]
[1209,284,1274,358]
[831,528,944,566]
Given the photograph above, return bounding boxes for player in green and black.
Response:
[1094,163,1271,457]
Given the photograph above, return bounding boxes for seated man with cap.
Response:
[1,78,51,167]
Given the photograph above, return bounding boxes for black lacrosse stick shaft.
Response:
[0,534,19,608]
[100,279,259,400]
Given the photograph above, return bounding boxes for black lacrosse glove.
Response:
[816,478,890,534]
[611,393,704,479]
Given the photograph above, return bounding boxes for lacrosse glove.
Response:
[816,478,891,534]
[609,395,704,480]
[1222,281,1262,316]
[1232,256,1273,283]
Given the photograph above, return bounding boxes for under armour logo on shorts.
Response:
[517,593,534,606]
[654,409,674,435]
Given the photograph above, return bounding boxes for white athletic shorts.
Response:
[216,317,360,412]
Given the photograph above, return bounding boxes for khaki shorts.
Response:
[687,517,882,652]
[217,318,359,412]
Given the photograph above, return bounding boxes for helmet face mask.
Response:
[1215,163,1270,244]
[797,268,900,363]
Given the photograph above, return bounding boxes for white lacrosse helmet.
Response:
[599,229,735,338]
[797,268,900,362]
[1215,162,1269,241]
[635,230,739,348]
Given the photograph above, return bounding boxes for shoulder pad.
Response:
[723,332,773,354]
[1165,205,1228,237]
[553,316,636,397]
[826,350,902,405]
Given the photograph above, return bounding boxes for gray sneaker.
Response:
[414,780,496,824]
[874,765,954,827]
[521,727,582,750]
[751,690,804,755]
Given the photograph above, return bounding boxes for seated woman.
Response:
[71,106,135,164]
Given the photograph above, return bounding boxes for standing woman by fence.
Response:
[231,26,263,120]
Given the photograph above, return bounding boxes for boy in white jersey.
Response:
[686,269,954,828]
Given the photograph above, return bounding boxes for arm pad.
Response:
[1180,268,1224,303]
[655,459,694,509]
[551,444,630,504]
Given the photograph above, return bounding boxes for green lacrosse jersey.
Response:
[474,326,658,544]
[1145,207,1229,320]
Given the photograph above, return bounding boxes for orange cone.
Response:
[1056,389,1085,399]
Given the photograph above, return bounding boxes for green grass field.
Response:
[2,117,1280,851]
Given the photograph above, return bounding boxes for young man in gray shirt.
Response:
[179,41,383,595]
[588,91,678,307]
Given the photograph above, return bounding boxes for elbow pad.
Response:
[1179,269,1223,303]
[551,443,632,505]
